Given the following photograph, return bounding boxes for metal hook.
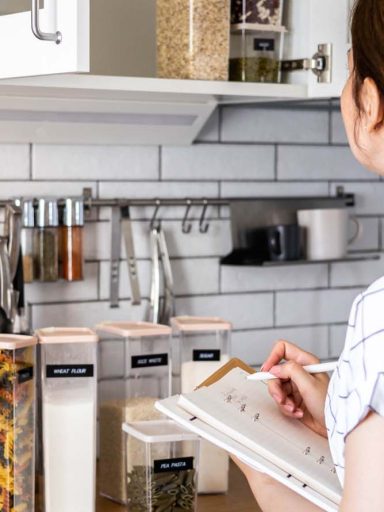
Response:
[150,199,161,230]
[199,199,210,234]
[182,199,193,234]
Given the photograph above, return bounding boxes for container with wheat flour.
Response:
[171,316,232,494]
[96,321,172,504]
[36,327,98,512]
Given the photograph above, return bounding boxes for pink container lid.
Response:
[96,321,171,338]
[171,316,232,332]
[0,334,37,350]
[36,327,99,344]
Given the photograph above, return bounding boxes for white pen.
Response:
[247,361,338,381]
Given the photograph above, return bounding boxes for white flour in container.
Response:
[43,398,96,512]
[181,356,230,494]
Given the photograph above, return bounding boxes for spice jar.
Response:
[60,198,84,281]
[0,334,37,512]
[96,321,172,504]
[20,199,35,283]
[231,0,283,26]
[34,198,59,282]
[157,0,231,81]
[171,316,231,494]
[122,420,199,512]
[36,327,99,512]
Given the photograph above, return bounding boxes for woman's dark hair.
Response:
[351,0,384,113]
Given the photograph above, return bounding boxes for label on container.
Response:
[17,366,34,384]
[193,349,221,362]
[154,457,194,474]
[254,38,275,52]
[46,364,94,378]
[131,353,168,369]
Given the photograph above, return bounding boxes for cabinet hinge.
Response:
[281,43,332,84]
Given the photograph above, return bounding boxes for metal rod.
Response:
[31,0,62,44]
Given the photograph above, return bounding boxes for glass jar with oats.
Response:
[157,0,230,81]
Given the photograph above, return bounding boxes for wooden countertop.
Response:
[97,462,261,512]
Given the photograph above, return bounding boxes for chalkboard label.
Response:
[18,366,34,384]
[193,350,221,362]
[254,38,275,52]
[154,457,194,474]
[46,364,94,378]
[131,353,168,369]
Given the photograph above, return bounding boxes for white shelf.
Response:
[0,74,307,145]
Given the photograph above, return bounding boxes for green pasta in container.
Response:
[0,335,37,512]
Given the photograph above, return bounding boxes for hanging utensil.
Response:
[110,206,121,308]
[0,237,17,332]
[121,205,141,305]
[158,227,175,325]
[147,227,161,324]
[4,204,22,282]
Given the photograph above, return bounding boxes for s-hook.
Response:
[150,199,162,230]
[182,199,193,234]
[199,199,210,234]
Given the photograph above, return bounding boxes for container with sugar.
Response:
[96,322,172,504]
[122,420,199,512]
[171,316,232,494]
[36,327,98,512]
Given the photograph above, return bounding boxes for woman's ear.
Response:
[360,77,384,131]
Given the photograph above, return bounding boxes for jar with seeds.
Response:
[157,0,231,81]
[123,420,199,512]
[231,0,283,26]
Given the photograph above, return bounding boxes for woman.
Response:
[236,1,384,510]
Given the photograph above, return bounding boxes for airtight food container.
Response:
[0,335,37,512]
[171,316,231,494]
[36,327,98,512]
[123,420,199,512]
[96,322,172,504]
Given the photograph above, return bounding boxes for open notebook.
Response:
[155,359,342,512]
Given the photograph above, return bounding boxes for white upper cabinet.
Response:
[0,0,89,78]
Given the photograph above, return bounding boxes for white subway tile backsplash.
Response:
[232,326,329,365]
[221,264,328,293]
[0,181,97,199]
[331,111,348,144]
[196,110,220,142]
[99,181,219,199]
[330,256,384,288]
[162,144,274,181]
[25,263,98,304]
[33,145,159,180]
[221,107,329,143]
[277,146,369,181]
[221,181,329,198]
[0,144,30,180]
[175,293,274,330]
[99,258,219,299]
[31,300,148,330]
[276,288,361,326]
[329,324,348,358]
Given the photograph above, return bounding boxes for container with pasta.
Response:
[0,334,37,512]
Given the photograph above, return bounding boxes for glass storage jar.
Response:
[157,0,231,80]
[20,198,35,283]
[0,334,37,512]
[36,327,99,512]
[231,0,283,26]
[34,198,59,282]
[60,197,84,281]
[122,420,199,512]
[171,316,231,494]
[96,322,172,504]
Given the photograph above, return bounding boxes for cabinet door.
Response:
[0,0,89,78]
[307,0,350,98]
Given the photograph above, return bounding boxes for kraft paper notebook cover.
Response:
[155,358,342,512]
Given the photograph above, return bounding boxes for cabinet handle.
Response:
[31,0,62,44]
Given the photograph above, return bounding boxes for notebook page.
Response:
[178,367,341,503]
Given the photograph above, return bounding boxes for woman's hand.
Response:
[262,340,329,438]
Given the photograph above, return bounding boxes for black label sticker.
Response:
[46,364,94,378]
[17,366,34,384]
[154,457,194,474]
[131,353,168,369]
[254,38,275,52]
[193,350,221,362]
